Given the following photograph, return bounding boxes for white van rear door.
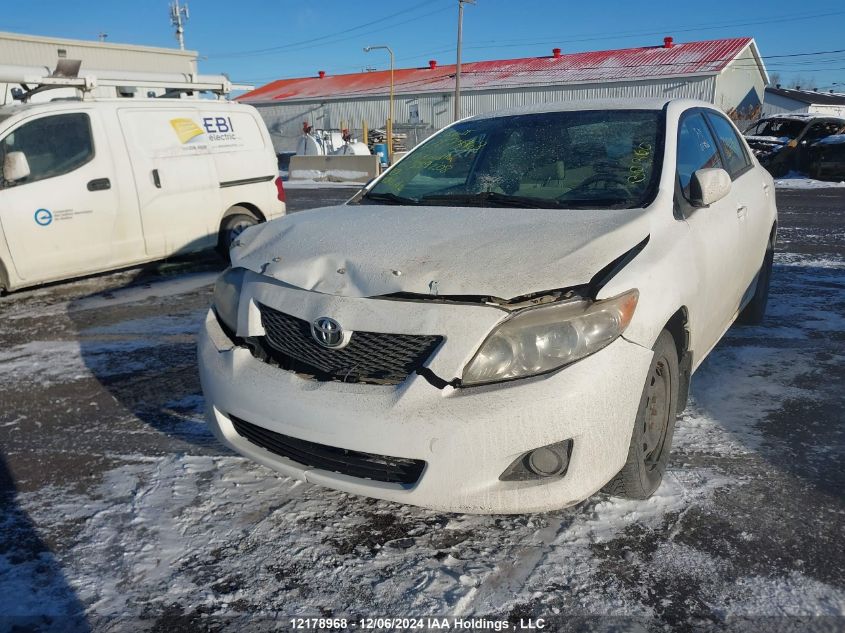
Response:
[0,110,120,282]
[118,108,221,257]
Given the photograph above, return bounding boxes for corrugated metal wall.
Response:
[0,32,200,105]
[760,92,811,118]
[256,76,717,153]
[0,32,197,74]
[714,44,766,124]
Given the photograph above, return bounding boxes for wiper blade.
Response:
[361,191,419,205]
[555,197,632,209]
[419,191,562,209]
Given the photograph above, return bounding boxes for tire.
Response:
[218,208,260,259]
[603,330,679,500]
[0,260,8,295]
[738,244,774,325]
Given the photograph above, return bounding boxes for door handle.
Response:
[736,203,748,218]
[152,169,161,188]
[87,178,111,191]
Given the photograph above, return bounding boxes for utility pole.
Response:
[454,0,475,121]
[364,45,395,163]
[170,0,190,50]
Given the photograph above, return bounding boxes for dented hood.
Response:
[232,204,652,299]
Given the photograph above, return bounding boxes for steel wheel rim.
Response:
[228,221,253,245]
[642,356,671,470]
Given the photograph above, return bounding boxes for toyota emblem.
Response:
[311,317,344,348]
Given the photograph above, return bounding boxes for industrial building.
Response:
[239,37,769,153]
[0,31,198,103]
[762,86,845,118]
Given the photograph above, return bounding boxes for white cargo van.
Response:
[0,98,285,292]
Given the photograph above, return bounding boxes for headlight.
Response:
[212,267,247,334]
[462,289,639,386]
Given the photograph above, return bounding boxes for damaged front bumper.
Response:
[197,274,654,514]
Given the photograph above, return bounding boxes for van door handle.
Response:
[152,169,161,188]
[87,178,111,191]
[736,203,748,218]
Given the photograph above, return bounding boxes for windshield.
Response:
[745,118,805,140]
[362,109,663,209]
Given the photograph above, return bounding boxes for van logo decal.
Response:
[34,208,53,226]
[170,118,205,144]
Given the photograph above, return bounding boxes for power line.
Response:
[207,1,451,59]
[467,10,845,50]
[389,9,845,65]
[231,9,845,81]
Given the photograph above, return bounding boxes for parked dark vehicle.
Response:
[744,114,845,176]
[808,136,845,181]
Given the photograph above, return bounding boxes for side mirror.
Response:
[3,151,30,182]
[690,168,731,207]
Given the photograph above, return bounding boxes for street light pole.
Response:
[454,0,475,121]
[364,45,395,162]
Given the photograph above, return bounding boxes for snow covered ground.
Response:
[774,172,845,189]
[1,189,843,632]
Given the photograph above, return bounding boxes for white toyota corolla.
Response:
[198,99,777,514]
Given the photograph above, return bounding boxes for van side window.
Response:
[677,113,723,201]
[705,112,751,178]
[0,113,94,187]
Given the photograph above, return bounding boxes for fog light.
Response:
[528,447,565,476]
[499,439,573,482]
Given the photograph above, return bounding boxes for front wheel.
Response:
[218,209,260,259]
[603,330,679,500]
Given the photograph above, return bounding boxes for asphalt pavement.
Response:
[0,186,843,632]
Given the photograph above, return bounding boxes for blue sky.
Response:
[6,0,845,91]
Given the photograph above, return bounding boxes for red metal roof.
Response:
[239,38,758,104]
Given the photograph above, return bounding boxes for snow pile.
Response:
[816,135,845,145]
[775,172,845,188]
[288,169,370,184]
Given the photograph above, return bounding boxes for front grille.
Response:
[255,303,443,385]
[230,415,426,485]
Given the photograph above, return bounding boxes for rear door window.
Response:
[705,112,751,178]
[677,113,723,200]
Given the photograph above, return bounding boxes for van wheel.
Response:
[218,208,260,259]
[602,330,679,500]
[738,244,774,325]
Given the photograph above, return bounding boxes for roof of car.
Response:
[464,98,708,121]
[758,112,845,123]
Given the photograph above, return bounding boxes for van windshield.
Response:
[362,109,663,210]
